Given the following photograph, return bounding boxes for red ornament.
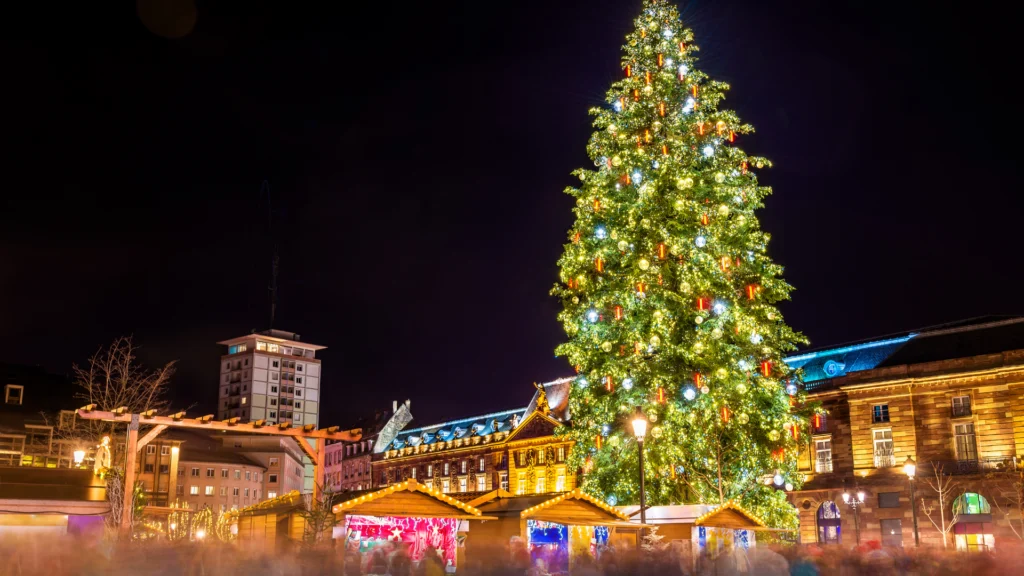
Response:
[771,447,785,461]
[645,71,651,85]
[593,198,601,211]
[720,256,731,272]
[596,435,602,450]
[746,284,759,300]
[679,41,686,54]
[792,425,800,440]
[644,129,652,143]
[658,243,667,259]
[634,342,643,355]
[658,387,666,403]
[657,53,664,67]
[721,406,731,423]
[814,414,822,429]
[595,258,604,273]
[729,130,736,143]
[691,85,698,97]
[614,305,623,320]
[625,65,631,78]
[693,372,704,386]
[566,279,577,290]
[697,297,709,311]
[761,361,772,377]
[605,375,614,392]
[741,161,748,174]
[659,102,666,117]
[716,120,727,135]
[697,122,705,135]
[637,282,647,295]
[700,213,709,226]
[575,365,582,374]
[633,89,640,102]
[661,145,669,155]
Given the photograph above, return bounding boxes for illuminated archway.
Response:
[816,500,841,544]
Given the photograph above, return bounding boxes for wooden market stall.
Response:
[333,479,495,573]
[466,489,641,574]
[690,501,766,556]
[232,491,309,552]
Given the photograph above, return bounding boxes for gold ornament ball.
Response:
[679,281,692,294]
[652,121,662,132]
[651,426,663,439]
[678,177,694,189]
[608,435,620,446]
[612,155,622,166]
[601,341,613,352]
[712,328,723,339]
[736,383,748,394]
[572,296,580,305]
[649,412,657,422]
[608,124,618,134]
[737,215,747,226]
[714,172,726,183]
[693,341,704,352]
[610,229,618,240]
[674,199,686,212]
[638,258,650,270]
[650,335,661,346]
[617,240,628,251]
[755,160,765,169]
[643,85,653,95]
[718,204,730,217]
[738,413,749,424]
[716,368,728,379]
[768,430,781,442]
[767,312,776,320]
[695,315,704,325]
[653,310,663,321]
[700,385,710,394]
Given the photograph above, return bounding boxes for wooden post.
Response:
[313,438,326,501]
[121,414,140,536]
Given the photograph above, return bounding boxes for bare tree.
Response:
[67,336,176,448]
[299,484,338,547]
[104,468,145,540]
[920,464,961,548]
[985,461,1024,540]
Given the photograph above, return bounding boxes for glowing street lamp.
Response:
[631,408,648,533]
[73,449,86,466]
[904,456,920,546]
[842,488,866,544]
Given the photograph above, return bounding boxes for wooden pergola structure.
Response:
[76,406,361,534]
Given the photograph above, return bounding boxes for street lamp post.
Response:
[903,455,920,546]
[841,488,866,544]
[631,408,648,543]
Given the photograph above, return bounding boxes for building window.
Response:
[269,473,278,483]
[295,402,301,409]
[144,463,154,472]
[161,446,170,456]
[441,479,450,493]
[159,464,169,474]
[271,398,277,406]
[872,404,890,423]
[411,467,417,479]
[557,446,565,462]
[178,468,185,477]
[873,429,895,468]
[233,488,239,496]
[268,491,277,499]
[954,423,978,463]
[234,470,241,479]
[537,449,545,465]
[229,344,247,354]
[461,460,467,474]
[221,469,228,478]
[443,463,449,476]
[176,485,184,496]
[536,473,545,494]
[146,445,156,455]
[297,364,303,372]
[272,360,279,368]
[257,341,267,351]
[500,472,509,492]
[296,389,302,396]
[880,518,903,547]
[556,472,565,492]
[812,413,828,433]
[951,395,972,418]
[244,488,250,497]
[954,492,991,515]
[816,501,841,544]
[4,385,23,405]
[189,486,199,495]
[427,464,433,477]
[191,467,200,477]
[207,468,215,478]
[459,477,467,493]
[477,476,486,491]
[479,457,485,472]
[878,492,901,508]
[518,451,526,467]
[296,377,302,384]
[270,411,276,418]
[205,486,215,496]
[517,474,526,495]
[220,487,226,496]
[814,438,833,473]
[245,471,251,481]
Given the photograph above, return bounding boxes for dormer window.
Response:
[5,385,23,405]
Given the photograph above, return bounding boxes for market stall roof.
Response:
[332,479,496,521]
[227,490,304,519]
[518,489,638,527]
[693,501,767,530]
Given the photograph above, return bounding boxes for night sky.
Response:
[3,0,1020,428]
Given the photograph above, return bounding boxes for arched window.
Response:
[953,493,991,515]
[816,500,841,544]
[953,493,994,552]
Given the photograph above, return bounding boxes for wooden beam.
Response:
[136,424,168,452]
[77,409,361,442]
[121,415,139,536]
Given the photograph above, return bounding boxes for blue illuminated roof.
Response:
[785,335,916,387]
[390,407,527,450]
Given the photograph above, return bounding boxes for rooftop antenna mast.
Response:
[263,180,279,330]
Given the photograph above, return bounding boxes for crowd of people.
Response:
[1,533,1022,575]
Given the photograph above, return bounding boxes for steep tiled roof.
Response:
[388,407,526,451]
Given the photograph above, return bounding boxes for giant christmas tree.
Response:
[554,0,808,527]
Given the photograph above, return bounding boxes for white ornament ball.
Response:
[718,204,730,217]
[738,413,749,424]
[650,335,661,346]
[617,240,628,251]
[700,385,710,394]
[678,177,694,189]
[679,282,692,294]
[638,259,650,271]
[712,328,724,339]
[714,173,726,183]
[695,316,704,325]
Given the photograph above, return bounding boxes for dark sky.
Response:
[3,0,1020,428]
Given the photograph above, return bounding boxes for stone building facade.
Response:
[787,317,1024,551]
